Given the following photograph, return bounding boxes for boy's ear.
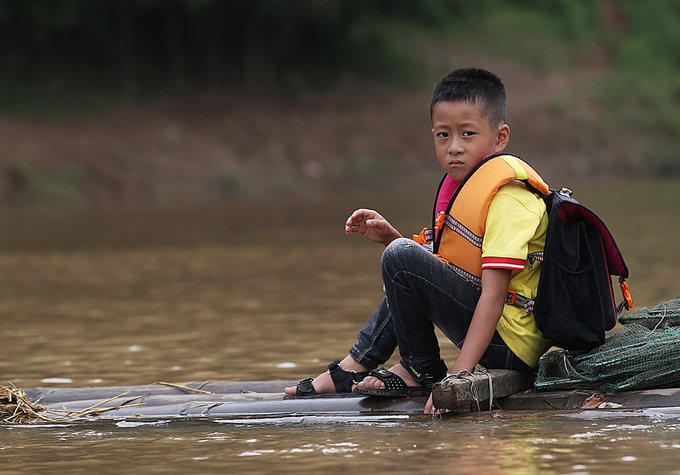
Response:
[494,124,510,152]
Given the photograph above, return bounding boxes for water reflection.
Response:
[0,193,447,389]
[4,410,680,472]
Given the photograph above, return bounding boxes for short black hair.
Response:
[430,68,506,128]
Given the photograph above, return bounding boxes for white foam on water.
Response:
[40,377,73,384]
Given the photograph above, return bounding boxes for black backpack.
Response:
[522,185,633,351]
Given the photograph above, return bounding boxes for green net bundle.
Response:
[535,295,680,393]
[618,294,680,329]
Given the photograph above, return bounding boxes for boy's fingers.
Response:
[424,394,435,413]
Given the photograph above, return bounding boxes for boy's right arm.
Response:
[345,209,402,246]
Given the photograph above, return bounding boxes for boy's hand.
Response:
[345,209,402,246]
[424,392,451,415]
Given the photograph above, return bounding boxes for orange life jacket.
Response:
[413,154,550,288]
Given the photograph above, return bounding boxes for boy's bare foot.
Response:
[355,362,420,390]
[284,355,368,396]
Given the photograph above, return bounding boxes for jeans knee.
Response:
[382,237,414,262]
[381,238,423,275]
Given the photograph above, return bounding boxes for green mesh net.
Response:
[535,295,680,392]
[618,294,680,329]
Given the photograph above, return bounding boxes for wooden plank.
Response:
[431,369,534,411]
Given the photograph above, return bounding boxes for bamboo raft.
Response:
[9,370,680,422]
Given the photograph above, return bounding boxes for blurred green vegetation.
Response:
[2,1,678,133]
[438,0,680,174]
[0,0,447,108]
[1,0,680,208]
[0,1,621,100]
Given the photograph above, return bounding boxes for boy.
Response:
[284,68,553,414]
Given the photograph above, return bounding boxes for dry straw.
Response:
[2,380,218,423]
[0,383,53,423]
[154,381,214,394]
[1,383,146,423]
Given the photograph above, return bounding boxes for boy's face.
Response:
[431,100,509,182]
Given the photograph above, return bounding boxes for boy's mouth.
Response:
[447,159,465,168]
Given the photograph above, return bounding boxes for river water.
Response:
[1,181,679,473]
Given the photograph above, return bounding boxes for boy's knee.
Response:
[381,238,423,271]
[383,237,418,256]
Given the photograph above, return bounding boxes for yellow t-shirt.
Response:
[481,181,553,367]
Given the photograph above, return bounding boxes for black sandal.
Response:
[352,367,432,397]
[291,360,369,397]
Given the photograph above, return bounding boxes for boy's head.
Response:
[430,68,506,128]
[430,68,510,181]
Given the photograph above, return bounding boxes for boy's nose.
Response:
[448,139,464,155]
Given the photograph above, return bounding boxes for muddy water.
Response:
[1,181,680,473]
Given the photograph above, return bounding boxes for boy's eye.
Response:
[436,132,449,138]
[462,131,476,137]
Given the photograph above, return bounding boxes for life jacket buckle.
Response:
[433,253,450,264]
[506,290,517,306]
[434,211,446,230]
[412,227,431,245]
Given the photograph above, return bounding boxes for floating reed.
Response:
[60,391,145,418]
[154,381,214,394]
[2,380,219,423]
[1,384,147,423]
[0,383,53,423]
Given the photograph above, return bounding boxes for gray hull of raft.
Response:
[25,381,427,419]
[23,371,680,420]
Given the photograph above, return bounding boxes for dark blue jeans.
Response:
[349,238,531,384]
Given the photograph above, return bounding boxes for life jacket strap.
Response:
[412,227,434,245]
[412,211,484,248]
[506,290,535,313]
[442,214,483,248]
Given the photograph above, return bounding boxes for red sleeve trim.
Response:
[482,256,525,270]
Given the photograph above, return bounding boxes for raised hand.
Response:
[345,209,402,246]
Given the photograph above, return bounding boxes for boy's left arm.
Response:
[424,267,511,413]
[451,267,511,372]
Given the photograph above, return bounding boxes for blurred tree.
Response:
[0,0,462,100]
[1,0,679,126]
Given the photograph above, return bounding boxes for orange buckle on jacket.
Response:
[506,290,517,305]
[620,278,633,309]
[412,227,430,245]
[433,253,450,264]
[434,211,445,230]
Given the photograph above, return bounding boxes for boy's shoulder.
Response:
[491,181,547,215]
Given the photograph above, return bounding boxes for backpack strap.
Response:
[520,180,549,199]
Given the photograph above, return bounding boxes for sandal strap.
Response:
[295,377,317,396]
[367,368,408,391]
[326,359,369,393]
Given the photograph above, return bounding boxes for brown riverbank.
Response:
[0,56,641,211]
